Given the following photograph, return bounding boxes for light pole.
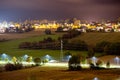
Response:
[60,40,63,61]
[114,56,119,65]
[93,77,99,80]
[91,56,97,65]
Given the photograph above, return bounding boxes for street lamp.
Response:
[1,53,8,61]
[93,77,99,80]
[91,56,97,65]
[66,55,72,61]
[114,56,119,65]
[23,54,28,61]
[45,54,51,60]
[60,40,63,61]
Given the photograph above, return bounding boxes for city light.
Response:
[64,55,72,61]
[44,54,52,61]
[91,56,97,65]
[23,54,28,61]
[114,56,120,65]
[93,77,99,80]
[1,53,8,61]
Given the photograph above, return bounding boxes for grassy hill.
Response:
[70,32,120,45]
[0,31,120,59]
[0,31,86,60]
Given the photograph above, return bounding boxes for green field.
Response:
[0,32,87,60]
[71,32,120,45]
[0,32,120,59]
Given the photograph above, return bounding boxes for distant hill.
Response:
[70,32,120,45]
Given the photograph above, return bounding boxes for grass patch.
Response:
[71,32,120,45]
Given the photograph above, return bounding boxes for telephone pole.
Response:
[60,40,63,61]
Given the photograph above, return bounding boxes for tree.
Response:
[26,56,33,63]
[33,57,41,66]
[95,41,110,53]
[68,55,81,71]
[12,56,17,63]
[105,42,120,55]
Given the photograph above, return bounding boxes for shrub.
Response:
[68,55,81,71]
[104,42,120,55]
[61,29,81,39]
[33,57,41,66]
[56,27,63,32]
[26,56,33,62]
[95,41,111,53]
[14,63,23,70]
[65,40,88,51]
[5,63,15,71]
[44,29,51,34]
[5,63,23,71]
[43,37,55,43]
[19,42,32,49]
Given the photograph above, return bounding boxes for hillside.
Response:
[1,31,120,45]
[70,32,120,45]
[0,31,120,58]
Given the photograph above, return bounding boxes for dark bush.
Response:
[14,63,23,70]
[104,42,120,55]
[56,27,63,32]
[43,37,55,43]
[5,63,23,71]
[64,40,88,51]
[95,41,111,53]
[34,57,41,66]
[19,42,32,49]
[5,63,15,71]
[44,29,51,34]
[61,29,81,39]
[29,42,37,49]
[68,55,81,71]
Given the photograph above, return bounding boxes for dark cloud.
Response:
[0,0,120,21]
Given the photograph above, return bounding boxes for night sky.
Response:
[0,0,120,22]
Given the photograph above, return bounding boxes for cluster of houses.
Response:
[0,21,33,33]
[0,19,120,33]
